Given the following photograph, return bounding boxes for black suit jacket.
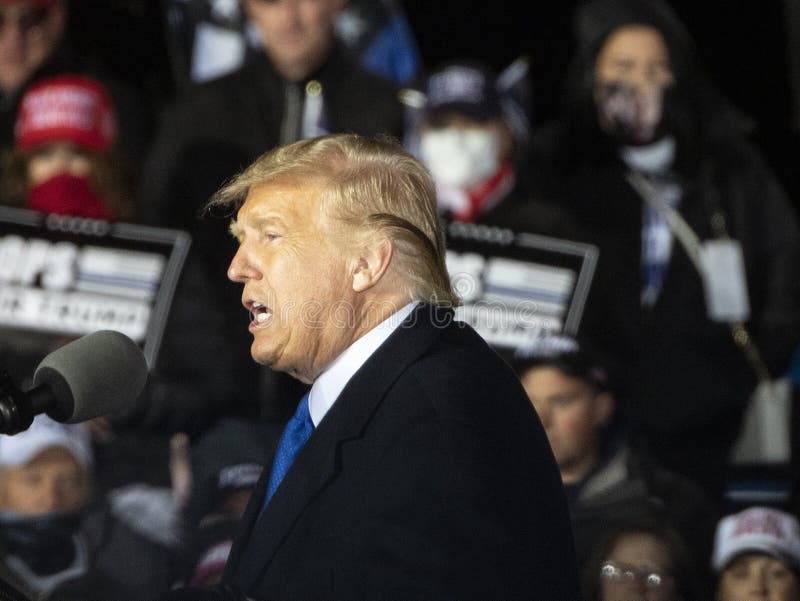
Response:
[222,305,580,600]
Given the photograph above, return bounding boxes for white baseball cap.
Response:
[712,506,800,572]
[0,415,93,471]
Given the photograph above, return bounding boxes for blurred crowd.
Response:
[1,0,800,599]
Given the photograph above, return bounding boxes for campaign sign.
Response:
[0,207,190,368]
[444,220,598,353]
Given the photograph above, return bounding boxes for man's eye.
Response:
[730,567,749,579]
[551,395,576,407]
[769,565,790,580]
[21,472,43,486]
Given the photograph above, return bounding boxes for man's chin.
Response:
[250,342,279,368]
[250,346,302,379]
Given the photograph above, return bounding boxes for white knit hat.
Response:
[712,506,800,572]
[0,415,93,470]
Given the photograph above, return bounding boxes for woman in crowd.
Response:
[528,0,800,502]
[713,505,800,601]
[0,72,239,495]
[581,515,703,601]
[0,73,133,219]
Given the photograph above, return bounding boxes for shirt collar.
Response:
[308,301,418,426]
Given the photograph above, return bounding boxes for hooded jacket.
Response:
[529,0,800,437]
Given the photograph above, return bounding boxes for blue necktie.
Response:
[262,392,314,511]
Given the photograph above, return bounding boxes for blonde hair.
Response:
[208,134,458,306]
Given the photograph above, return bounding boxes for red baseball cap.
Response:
[15,74,118,152]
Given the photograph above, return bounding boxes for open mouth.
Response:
[250,301,273,326]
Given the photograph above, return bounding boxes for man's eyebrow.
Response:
[251,215,288,231]
[229,215,288,238]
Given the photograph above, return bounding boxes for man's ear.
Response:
[592,391,615,428]
[352,237,393,293]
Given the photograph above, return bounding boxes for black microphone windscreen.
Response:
[32,330,148,423]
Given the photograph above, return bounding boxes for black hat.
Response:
[423,60,503,122]
[187,417,282,525]
[512,333,610,391]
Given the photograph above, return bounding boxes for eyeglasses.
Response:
[0,6,51,33]
[600,561,669,589]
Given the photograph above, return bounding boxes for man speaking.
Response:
[164,133,580,600]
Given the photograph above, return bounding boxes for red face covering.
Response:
[27,173,112,220]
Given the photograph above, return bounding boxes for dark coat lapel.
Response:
[226,304,454,592]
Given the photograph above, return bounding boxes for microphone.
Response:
[0,330,148,434]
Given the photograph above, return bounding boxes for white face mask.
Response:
[419,127,500,189]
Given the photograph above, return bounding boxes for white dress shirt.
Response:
[308,301,418,426]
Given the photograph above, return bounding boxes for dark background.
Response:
[64,0,800,209]
[400,1,800,207]
[401,2,794,126]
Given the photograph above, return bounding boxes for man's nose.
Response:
[228,247,253,283]
[39,480,66,512]
[278,0,302,21]
[754,569,770,595]
[628,69,651,92]
[629,65,669,94]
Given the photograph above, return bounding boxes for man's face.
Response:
[243,0,345,81]
[0,447,89,515]
[228,180,358,383]
[521,366,611,482]
[0,1,64,93]
[419,113,509,191]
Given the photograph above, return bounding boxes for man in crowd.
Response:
[139,0,404,227]
[160,133,580,600]
[139,0,406,424]
[0,415,180,600]
[406,57,580,247]
[0,0,66,150]
[0,0,150,166]
[513,333,719,590]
